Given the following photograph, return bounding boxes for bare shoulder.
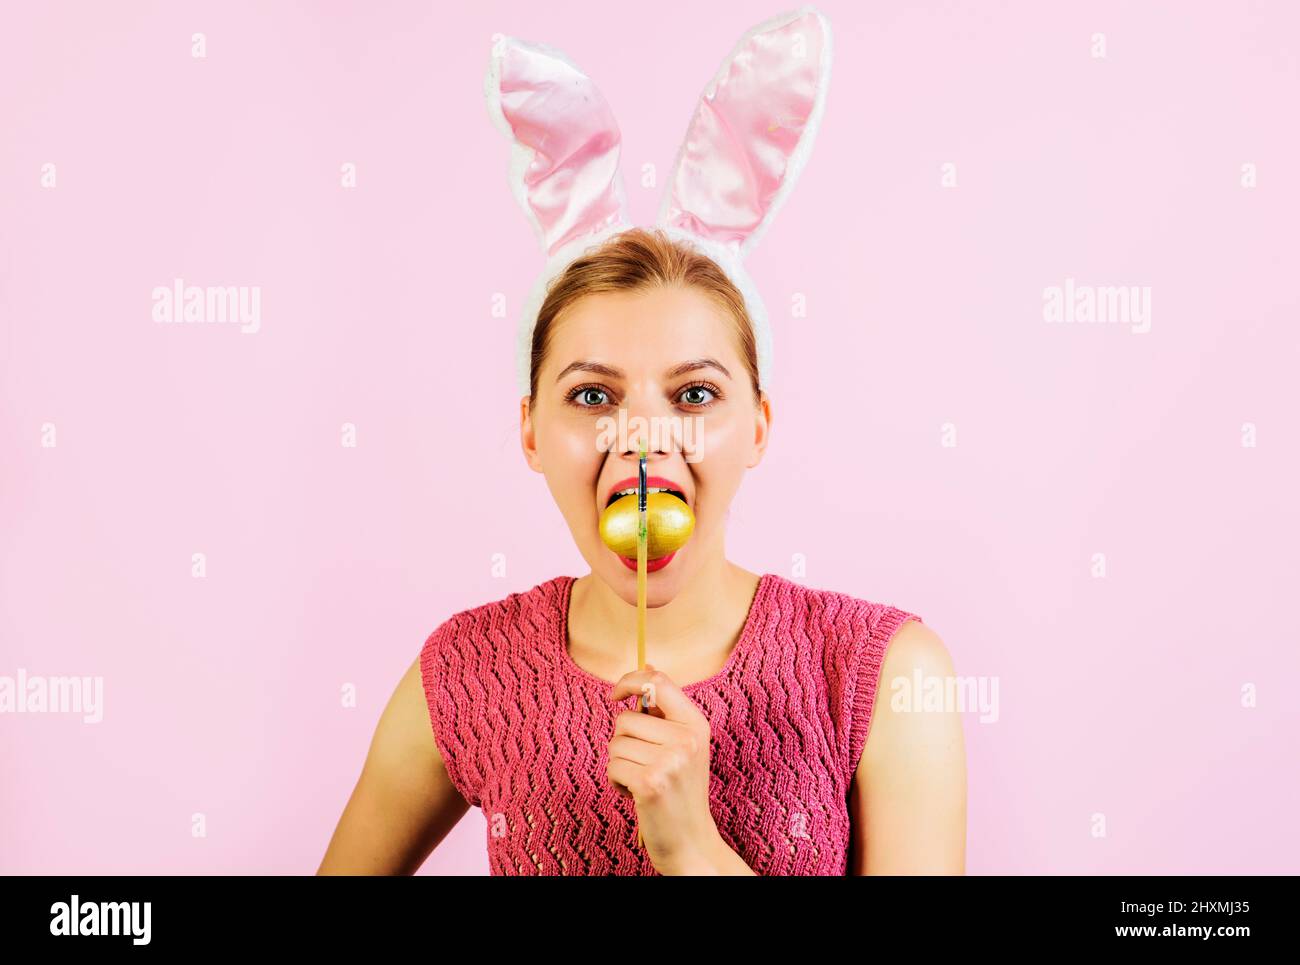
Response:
[380,656,443,764]
[850,614,966,873]
[880,618,954,679]
[316,653,469,874]
[866,617,961,758]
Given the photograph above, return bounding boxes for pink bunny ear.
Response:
[484,34,630,258]
[657,6,832,256]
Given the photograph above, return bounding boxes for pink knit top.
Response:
[419,572,923,875]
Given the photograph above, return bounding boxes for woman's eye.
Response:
[573,387,609,407]
[679,385,715,406]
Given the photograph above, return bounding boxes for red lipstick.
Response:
[618,550,677,572]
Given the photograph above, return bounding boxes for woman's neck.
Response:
[565,560,763,688]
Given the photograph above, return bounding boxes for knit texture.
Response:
[419,572,922,875]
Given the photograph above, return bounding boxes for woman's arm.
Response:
[849,620,967,875]
[317,656,470,874]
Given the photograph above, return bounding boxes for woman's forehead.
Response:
[548,287,740,367]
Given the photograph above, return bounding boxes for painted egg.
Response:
[599,492,695,559]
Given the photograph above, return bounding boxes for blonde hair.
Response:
[529,227,762,405]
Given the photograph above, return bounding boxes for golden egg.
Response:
[599,491,695,559]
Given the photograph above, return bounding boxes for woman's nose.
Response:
[618,419,680,461]
[616,398,671,447]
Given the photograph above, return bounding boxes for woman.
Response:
[319,8,965,874]
[317,229,966,875]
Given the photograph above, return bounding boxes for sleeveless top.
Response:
[418,572,923,875]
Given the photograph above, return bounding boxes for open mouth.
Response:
[604,485,689,510]
[603,475,690,511]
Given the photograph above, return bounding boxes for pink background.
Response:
[2,1,1297,875]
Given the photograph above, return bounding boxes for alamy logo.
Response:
[1043,277,1151,334]
[50,895,151,945]
[0,669,103,723]
[889,670,1000,723]
[152,278,261,333]
[595,411,705,463]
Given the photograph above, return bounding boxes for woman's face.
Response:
[521,284,771,606]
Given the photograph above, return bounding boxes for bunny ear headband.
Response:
[485,5,833,397]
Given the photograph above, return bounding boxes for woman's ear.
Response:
[520,394,544,473]
[747,392,772,469]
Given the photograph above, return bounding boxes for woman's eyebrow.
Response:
[554,357,732,383]
[554,360,624,383]
[665,357,731,380]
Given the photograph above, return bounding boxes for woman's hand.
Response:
[606,664,753,875]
